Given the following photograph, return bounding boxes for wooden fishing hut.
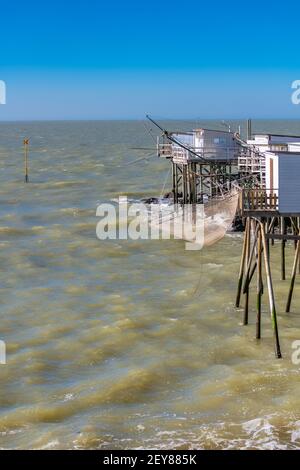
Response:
[145,117,300,358]
[236,146,300,358]
[156,125,243,203]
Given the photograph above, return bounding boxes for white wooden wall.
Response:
[278,153,300,213]
[265,152,278,194]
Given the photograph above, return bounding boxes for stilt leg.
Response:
[286,240,300,313]
[235,218,249,308]
[243,219,251,325]
[256,227,263,339]
[261,222,282,358]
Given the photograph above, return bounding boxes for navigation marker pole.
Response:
[24,138,29,183]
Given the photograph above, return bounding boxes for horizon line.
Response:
[1,117,300,123]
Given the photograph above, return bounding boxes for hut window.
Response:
[213,137,226,145]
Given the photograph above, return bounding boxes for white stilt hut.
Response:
[265,151,300,214]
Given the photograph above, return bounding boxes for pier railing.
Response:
[240,189,278,214]
[158,143,244,163]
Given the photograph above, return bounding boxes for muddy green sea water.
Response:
[1,120,300,449]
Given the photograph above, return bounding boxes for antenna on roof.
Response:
[221,120,231,133]
[146,115,207,163]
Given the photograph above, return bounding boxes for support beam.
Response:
[286,240,300,313]
[256,228,263,339]
[243,219,251,325]
[260,222,282,359]
[236,218,249,308]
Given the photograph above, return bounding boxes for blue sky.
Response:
[0,0,300,119]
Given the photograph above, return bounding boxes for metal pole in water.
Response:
[24,139,29,183]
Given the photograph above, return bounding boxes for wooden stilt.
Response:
[256,227,262,339]
[186,165,190,203]
[182,165,187,204]
[174,164,178,204]
[286,240,300,313]
[270,217,275,246]
[260,222,282,358]
[242,223,259,294]
[193,163,197,203]
[236,218,249,308]
[243,218,251,325]
[172,162,176,204]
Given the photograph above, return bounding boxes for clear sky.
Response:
[0,0,300,120]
